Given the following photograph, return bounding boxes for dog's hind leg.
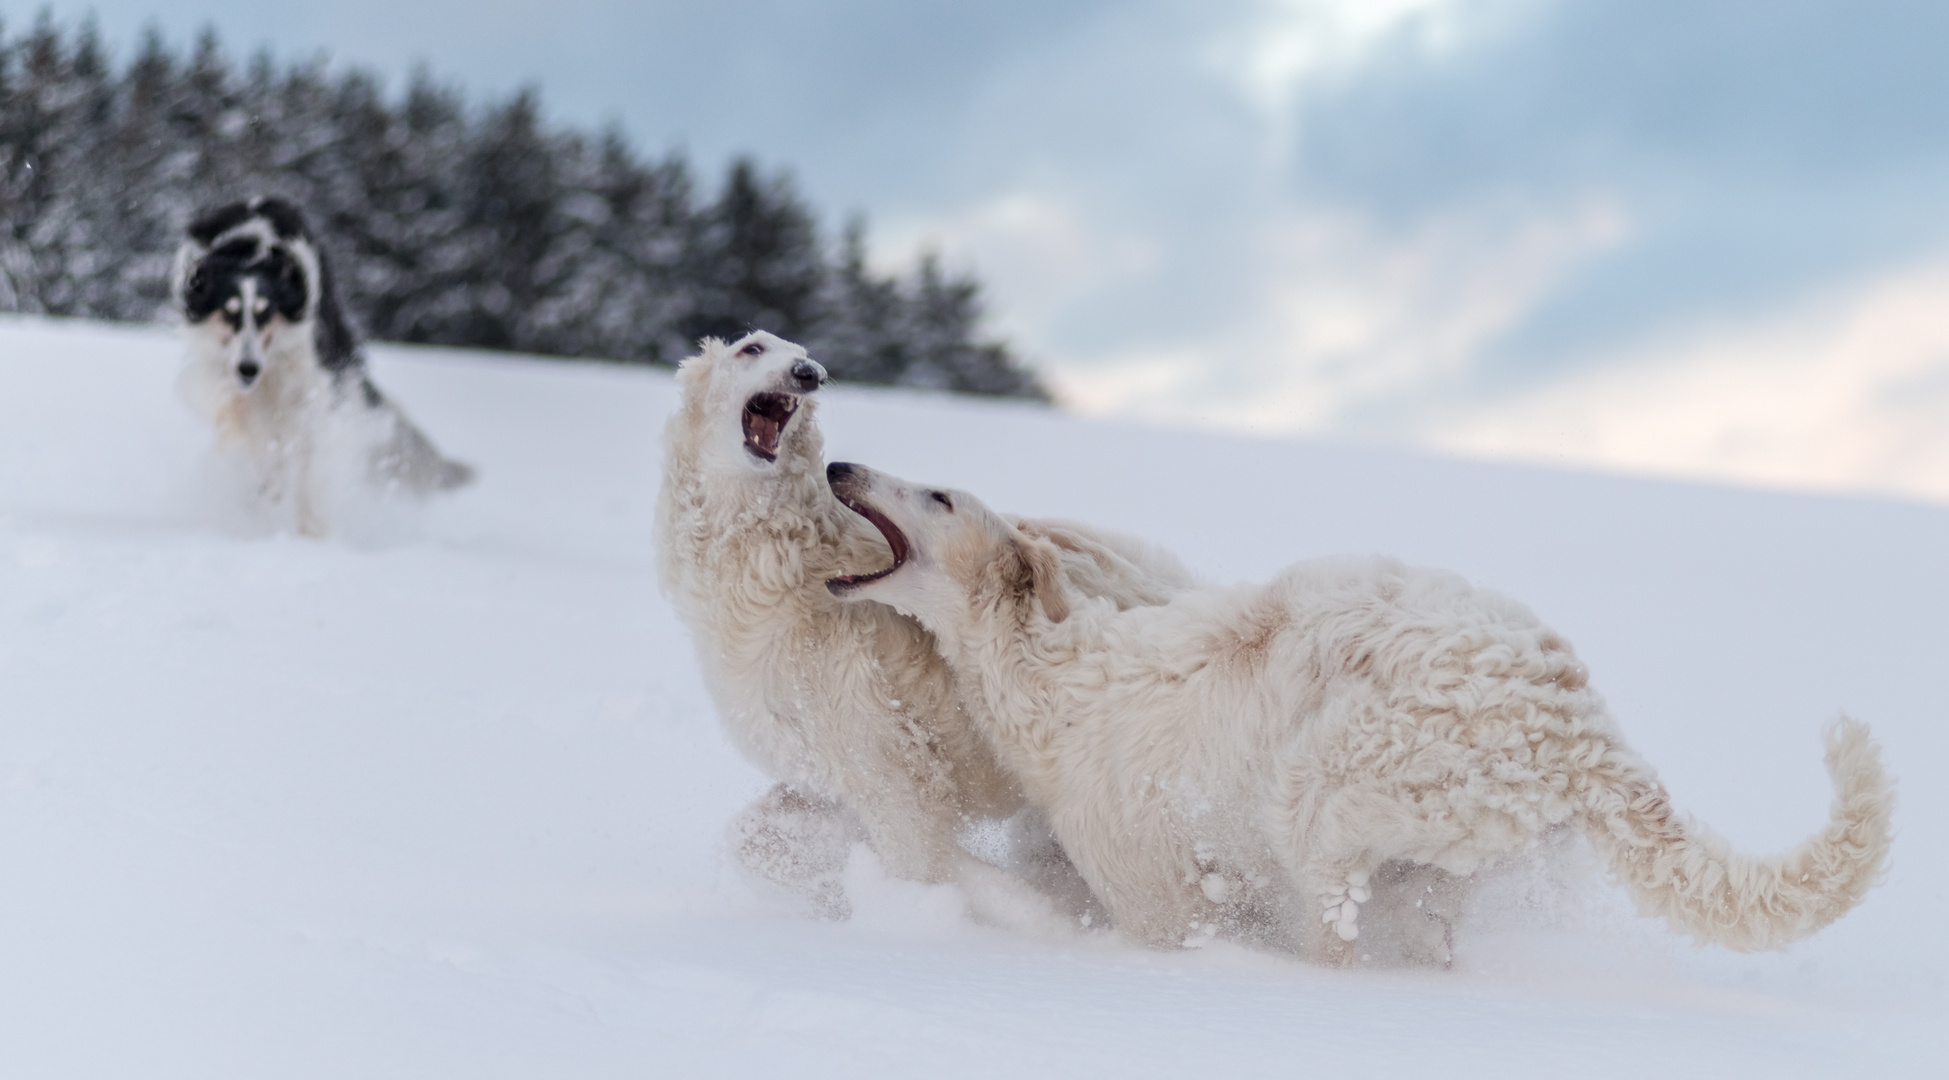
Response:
[1360,861,1466,967]
[1277,756,1450,965]
[1274,737,1387,962]
[1303,858,1375,966]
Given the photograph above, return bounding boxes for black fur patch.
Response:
[186,196,307,246]
[180,238,309,328]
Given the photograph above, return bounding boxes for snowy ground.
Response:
[1,313,1943,1078]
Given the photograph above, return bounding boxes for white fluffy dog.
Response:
[655,333,1192,915]
[174,197,473,536]
[823,462,1896,963]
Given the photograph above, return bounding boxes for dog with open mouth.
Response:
[655,332,1195,917]
[823,462,1894,964]
[174,196,474,535]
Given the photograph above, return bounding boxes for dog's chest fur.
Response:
[657,459,1017,818]
[183,320,350,475]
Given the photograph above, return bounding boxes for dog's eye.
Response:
[930,491,954,512]
[224,296,241,314]
[739,342,765,357]
[253,297,270,315]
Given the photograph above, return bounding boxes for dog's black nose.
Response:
[237,359,261,385]
[827,462,858,484]
[791,358,826,391]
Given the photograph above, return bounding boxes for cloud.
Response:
[1425,261,1949,501]
[873,191,1165,348]
[1210,0,1477,121]
[1287,0,1949,369]
[1049,192,1630,430]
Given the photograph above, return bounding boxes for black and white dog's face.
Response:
[173,198,321,391]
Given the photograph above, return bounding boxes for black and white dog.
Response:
[173,197,473,534]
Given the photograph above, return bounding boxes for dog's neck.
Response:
[920,568,1086,793]
[658,416,891,599]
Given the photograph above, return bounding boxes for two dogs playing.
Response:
[656,331,1192,919]
[660,331,1894,964]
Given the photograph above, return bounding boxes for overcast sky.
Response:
[26,0,1949,499]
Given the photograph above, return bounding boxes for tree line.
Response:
[0,15,1046,398]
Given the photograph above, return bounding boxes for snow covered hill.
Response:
[1,314,1942,1078]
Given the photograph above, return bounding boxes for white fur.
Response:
[655,334,1193,915]
[831,465,1896,963]
[179,298,330,535]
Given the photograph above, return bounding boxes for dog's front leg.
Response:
[295,483,325,538]
[288,426,325,538]
[835,748,965,886]
[729,782,861,918]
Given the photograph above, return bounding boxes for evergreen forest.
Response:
[0,15,1045,398]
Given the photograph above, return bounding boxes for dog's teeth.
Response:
[1346,869,1370,888]
[1349,886,1371,904]
[1335,915,1360,942]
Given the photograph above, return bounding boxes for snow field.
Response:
[0,314,1943,1077]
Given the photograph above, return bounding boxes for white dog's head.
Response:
[671,331,829,477]
[824,462,1069,645]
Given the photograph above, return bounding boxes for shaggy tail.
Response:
[1579,717,1893,951]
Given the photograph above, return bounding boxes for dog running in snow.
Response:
[173,197,473,535]
[823,462,1895,965]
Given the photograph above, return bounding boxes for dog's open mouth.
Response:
[742,392,800,462]
[826,492,909,595]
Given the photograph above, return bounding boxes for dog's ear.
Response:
[675,341,719,396]
[1017,532,1070,624]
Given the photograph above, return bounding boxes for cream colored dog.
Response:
[655,333,1191,915]
[823,462,1896,963]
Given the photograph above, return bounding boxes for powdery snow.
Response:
[0,313,1942,1078]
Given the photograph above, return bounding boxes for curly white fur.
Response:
[829,465,1896,962]
[655,334,1193,913]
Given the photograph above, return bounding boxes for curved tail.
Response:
[1579,717,1893,951]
